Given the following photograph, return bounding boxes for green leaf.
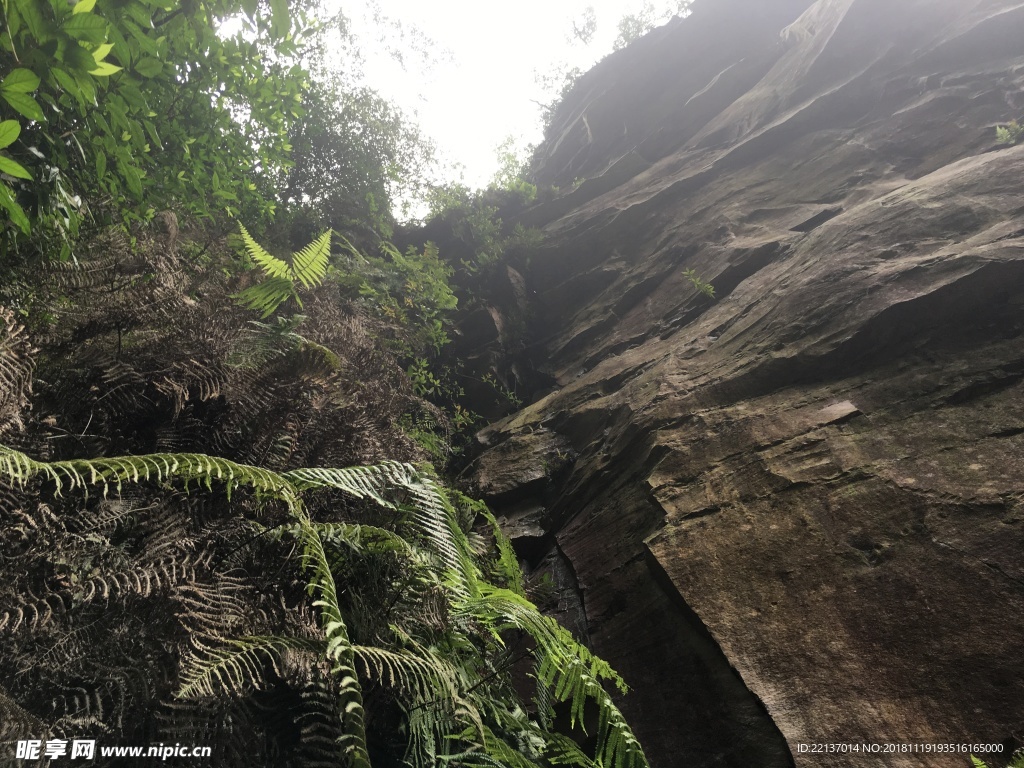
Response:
[63,40,98,72]
[1,69,41,94]
[0,155,32,180]
[239,224,291,280]
[89,61,122,76]
[119,84,147,111]
[73,0,98,14]
[235,277,299,318]
[61,13,108,44]
[95,150,106,179]
[102,22,131,63]
[142,119,162,149]
[0,121,20,150]
[269,0,289,38]
[2,92,44,122]
[0,182,30,234]
[124,2,155,29]
[123,19,158,56]
[91,42,114,62]
[73,70,97,105]
[11,0,52,43]
[93,111,113,137]
[116,156,142,196]
[291,229,332,289]
[51,68,83,101]
[134,57,163,78]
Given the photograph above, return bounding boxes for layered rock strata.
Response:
[470,0,1024,765]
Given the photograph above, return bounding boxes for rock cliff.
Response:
[468,0,1024,766]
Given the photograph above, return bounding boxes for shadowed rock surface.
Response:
[468,0,1024,765]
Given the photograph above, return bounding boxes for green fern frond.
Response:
[234,225,333,317]
[0,440,648,768]
[298,521,416,557]
[401,468,478,594]
[177,635,322,699]
[0,446,299,508]
[235,276,301,318]
[995,119,1023,145]
[291,229,333,289]
[282,461,412,507]
[239,224,291,280]
[480,508,526,596]
[294,517,372,768]
[444,724,542,768]
[458,586,647,768]
[285,462,476,589]
[544,732,599,767]
[354,644,463,706]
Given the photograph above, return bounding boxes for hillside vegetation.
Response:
[0,1,648,766]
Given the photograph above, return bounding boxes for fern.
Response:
[291,230,333,289]
[972,751,1024,768]
[0,684,50,741]
[995,119,1024,146]
[0,308,33,436]
[0,445,650,768]
[354,643,464,711]
[480,506,526,596]
[178,635,323,698]
[0,446,299,507]
[234,225,333,317]
[545,732,600,767]
[292,521,417,557]
[285,461,476,589]
[239,225,293,281]
[458,586,647,768]
[443,724,544,768]
[294,512,373,768]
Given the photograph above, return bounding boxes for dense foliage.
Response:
[1,0,308,255]
[0,2,652,766]
[0,205,649,767]
[0,0,433,261]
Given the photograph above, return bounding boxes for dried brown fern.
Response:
[0,222,647,768]
[0,309,33,437]
[0,222,448,763]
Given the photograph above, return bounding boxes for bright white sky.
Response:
[340,0,686,190]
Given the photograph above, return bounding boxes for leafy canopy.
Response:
[0,0,325,257]
[0,0,436,261]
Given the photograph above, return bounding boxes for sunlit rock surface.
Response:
[470,0,1024,765]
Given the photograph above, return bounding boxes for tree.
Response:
[0,0,318,259]
[274,78,435,248]
[570,6,597,45]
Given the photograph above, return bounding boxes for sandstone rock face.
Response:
[471,1,1024,765]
